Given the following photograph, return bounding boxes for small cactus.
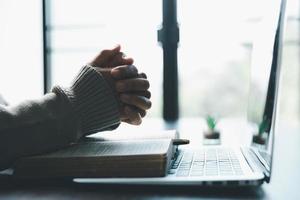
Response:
[258,117,269,136]
[206,115,217,131]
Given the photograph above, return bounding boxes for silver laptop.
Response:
[75,0,286,186]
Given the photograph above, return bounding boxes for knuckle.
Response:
[131,110,142,125]
[129,65,138,75]
[140,110,146,117]
[147,100,152,109]
[146,91,151,98]
[140,72,147,79]
[143,80,150,89]
[139,96,151,110]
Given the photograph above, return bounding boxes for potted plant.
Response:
[252,118,269,145]
[203,115,220,139]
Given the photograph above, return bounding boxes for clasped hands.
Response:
[89,45,151,125]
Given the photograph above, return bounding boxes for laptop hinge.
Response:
[241,147,270,182]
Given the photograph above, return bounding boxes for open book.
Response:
[13,130,185,179]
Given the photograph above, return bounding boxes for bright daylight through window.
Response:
[0,0,299,127]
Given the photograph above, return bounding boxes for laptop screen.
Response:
[247,0,286,177]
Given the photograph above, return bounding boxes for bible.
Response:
[13,135,182,179]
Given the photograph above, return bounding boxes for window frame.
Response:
[42,0,51,93]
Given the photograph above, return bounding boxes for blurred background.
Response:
[0,0,299,127]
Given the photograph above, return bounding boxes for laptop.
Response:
[75,0,286,186]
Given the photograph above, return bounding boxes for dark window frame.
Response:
[42,0,51,93]
[158,0,179,121]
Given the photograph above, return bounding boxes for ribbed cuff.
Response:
[52,65,120,136]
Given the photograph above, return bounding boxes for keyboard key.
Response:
[174,148,244,177]
[176,170,190,177]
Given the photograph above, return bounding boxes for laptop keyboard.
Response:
[169,148,244,177]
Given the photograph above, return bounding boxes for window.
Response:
[45,0,162,117]
[178,0,300,126]
[0,0,43,104]
[45,0,300,125]
[178,0,256,118]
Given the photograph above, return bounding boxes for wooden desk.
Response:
[0,118,299,200]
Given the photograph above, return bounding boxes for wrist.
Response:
[53,65,121,136]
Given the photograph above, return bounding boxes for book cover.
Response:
[13,139,175,179]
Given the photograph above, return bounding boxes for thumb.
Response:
[90,45,121,67]
[111,44,121,53]
[99,45,122,67]
[103,44,122,61]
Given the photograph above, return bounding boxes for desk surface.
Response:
[0,118,299,200]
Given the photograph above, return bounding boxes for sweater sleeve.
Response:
[0,93,79,170]
[52,65,120,135]
[0,65,120,170]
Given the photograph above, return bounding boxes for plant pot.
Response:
[203,130,220,139]
[252,134,266,145]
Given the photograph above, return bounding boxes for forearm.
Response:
[0,92,79,170]
[0,65,120,170]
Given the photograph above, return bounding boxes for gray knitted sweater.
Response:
[0,65,120,170]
